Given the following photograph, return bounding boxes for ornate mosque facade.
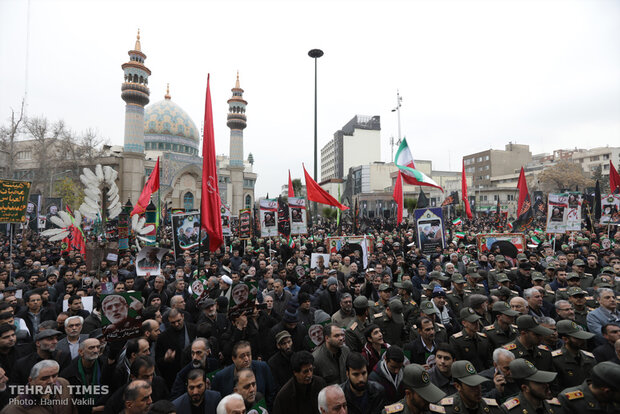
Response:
[120,31,256,215]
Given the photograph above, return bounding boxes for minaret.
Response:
[227,72,247,212]
[121,30,151,204]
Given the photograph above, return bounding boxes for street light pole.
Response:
[391,90,403,154]
[49,170,72,197]
[308,48,323,224]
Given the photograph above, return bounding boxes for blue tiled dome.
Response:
[144,98,199,152]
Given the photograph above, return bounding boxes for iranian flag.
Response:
[452,218,463,226]
[395,138,443,191]
[455,231,465,239]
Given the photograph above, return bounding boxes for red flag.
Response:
[392,170,403,224]
[288,170,295,198]
[516,167,529,213]
[462,159,473,219]
[131,157,160,216]
[610,160,620,193]
[303,164,349,211]
[62,224,86,256]
[201,74,223,251]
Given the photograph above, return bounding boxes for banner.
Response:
[136,246,169,276]
[238,209,251,239]
[229,281,258,307]
[101,291,143,342]
[259,199,278,237]
[172,212,208,258]
[414,208,446,254]
[289,197,308,235]
[533,191,546,217]
[277,197,291,237]
[546,192,582,233]
[601,193,620,224]
[0,179,31,223]
[325,236,373,269]
[44,197,62,229]
[221,205,232,236]
[476,233,526,259]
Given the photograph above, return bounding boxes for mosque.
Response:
[120,31,256,215]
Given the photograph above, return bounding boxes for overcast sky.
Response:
[1,0,619,198]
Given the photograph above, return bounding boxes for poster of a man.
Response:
[551,206,564,222]
[291,207,302,222]
[102,292,143,341]
[136,247,169,276]
[308,324,324,347]
[231,283,250,305]
[264,212,275,227]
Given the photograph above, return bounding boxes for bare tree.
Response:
[23,116,66,192]
[0,100,25,178]
[538,161,593,192]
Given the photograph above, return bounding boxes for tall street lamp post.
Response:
[308,48,323,224]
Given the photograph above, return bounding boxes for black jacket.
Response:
[404,337,436,365]
[267,351,293,387]
[103,375,169,414]
[272,375,327,414]
[15,307,57,336]
[11,349,71,385]
[155,322,197,387]
[340,379,385,414]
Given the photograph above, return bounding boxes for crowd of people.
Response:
[0,214,619,414]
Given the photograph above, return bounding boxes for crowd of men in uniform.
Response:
[0,217,619,414]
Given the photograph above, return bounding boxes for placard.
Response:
[101,291,143,342]
[414,208,446,255]
[0,179,31,223]
[476,233,526,260]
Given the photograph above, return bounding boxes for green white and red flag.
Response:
[395,138,443,191]
[452,218,463,226]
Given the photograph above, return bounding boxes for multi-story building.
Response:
[572,146,620,178]
[320,115,381,181]
[463,143,532,188]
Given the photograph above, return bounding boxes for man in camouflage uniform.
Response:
[440,360,502,414]
[449,308,491,371]
[380,363,446,414]
[502,315,554,372]
[446,273,470,315]
[501,358,561,414]
[484,301,520,349]
[557,362,620,414]
[552,320,596,392]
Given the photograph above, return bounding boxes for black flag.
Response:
[417,189,429,209]
[594,180,601,221]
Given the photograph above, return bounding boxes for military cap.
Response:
[496,273,510,283]
[495,255,506,263]
[353,295,369,309]
[422,281,441,291]
[451,273,466,284]
[429,271,448,281]
[591,362,620,391]
[556,320,595,340]
[516,315,553,336]
[573,259,585,266]
[567,287,586,296]
[460,307,481,323]
[387,299,404,324]
[492,301,519,316]
[517,253,528,261]
[509,358,557,383]
[593,277,613,288]
[601,267,615,274]
[394,280,414,292]
[490,286,512,298]
[546,264,556,271]
[420,301,436,315]
[531,272,545,281]
[566,272,580,280]
[401,364,446,403]
[451,360,489,386]
[378,283,392,292]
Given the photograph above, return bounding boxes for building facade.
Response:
[463,143,532,188]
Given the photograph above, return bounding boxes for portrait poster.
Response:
[305,319,331,350]
[601,194,620,224]
[191,276,210,306]
[221,204,232,236]
[101,291,143,342]
[230,281,258,307]
[310,253,330,270]
[288,197,308,235]
[533,191,546,217]
[0,179,31,223]
[172,212,207,258]
[259,199,278,237]
[414,208,446,255]
[476,233,526,260]
[325,236,372,268]
[63,296,94,313]
[26,194,41,231]
[238,209,252,240]
[136,246,169,276]
[546,193,583,233]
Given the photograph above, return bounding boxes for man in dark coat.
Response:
[272,350,327,414]
[155,308,197,387]
[11,329,71,385]
[16,289,57,335]
[268,330,294,387]
[172,368,221,414]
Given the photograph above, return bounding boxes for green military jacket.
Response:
[551,347,596,391]
[344,317,369,353]
[440,394,502,414]
[501,393,563,414]
[484,321,519,349]
[502,338,554,372]
[446,290,471,314]
[557,381,620,414]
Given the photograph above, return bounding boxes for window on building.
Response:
[484,175,490,180]
[245,195,252,208]
[590,156,599,161]
[494,195,499,201]
[507,194,515,201]
[603,154,610,160]
[484,165,489,170]
[16,151,32,160]
[477,157,483,162]
[484,155,489,161]
[183,192,194,210]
